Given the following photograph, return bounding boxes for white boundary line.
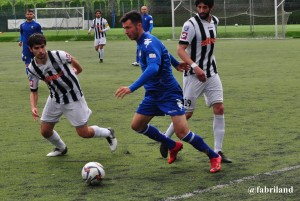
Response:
[162,164,300,201]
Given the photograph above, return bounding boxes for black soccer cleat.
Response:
[160,143,168,158]
[218,151,232,163]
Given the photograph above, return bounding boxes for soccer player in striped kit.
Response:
[116,11,221,173]
[27,33,117,157]
[18,9,42,74]
[88,10,110,63]
[161,0,232,163]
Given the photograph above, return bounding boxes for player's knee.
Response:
[213,103,224,115]
[41,130,52,138]
[131,122,146,133]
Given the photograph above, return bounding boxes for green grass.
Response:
[1,24,300,42]
[0,39,299,201]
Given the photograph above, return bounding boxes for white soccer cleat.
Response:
[106,127,117,152]
[131,62,139,66]
[46,147,68,157]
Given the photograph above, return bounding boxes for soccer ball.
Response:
[82,162,105,185]
[235,23,239,27]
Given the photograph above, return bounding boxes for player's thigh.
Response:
[63,97,92,127]
[22,51,33,64]
[99,38,106,46]
[203,74,223,107]
[94,39,101,48]
[183,75,205,112]
[41,96,63,124]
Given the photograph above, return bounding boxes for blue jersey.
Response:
[129,32,182,100]
[142,14,153,33]
[20,20,42,55]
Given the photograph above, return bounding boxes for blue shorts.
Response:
[136,90,185,116]
[22,50,33,65]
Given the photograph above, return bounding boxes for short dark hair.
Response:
[27,33,46,48]
[95,10,102,14]
[26,9,34,13]
[119,10,142,24]
[195,0,214,8]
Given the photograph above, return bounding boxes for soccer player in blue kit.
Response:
[132,6,153,66]
[116,11,222,173]
[19,9,43,74]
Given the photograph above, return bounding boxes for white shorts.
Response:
[41,96,92,127]
[94,38,106,46]
[183,74,223,112]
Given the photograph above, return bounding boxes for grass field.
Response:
[1,24,300,42]
[0,38,299,201]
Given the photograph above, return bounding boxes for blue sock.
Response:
[139,124,176,149]
[182,131,218,159]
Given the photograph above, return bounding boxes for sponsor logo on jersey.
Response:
[44,71,63,82]
[180,32,188,40]
[201,38,216,46]
[149,53,156,58]
[144,38,152,48]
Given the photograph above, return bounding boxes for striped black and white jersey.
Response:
[179,14,219,78]
[28,50,83,104]
[89,17,110,39]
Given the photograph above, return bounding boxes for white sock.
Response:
[98,48,101,58]
[165,122,175,137]
[46,130,66,150]
[90,126,110,138]
[99,49,104,59]
[213,114,225,153]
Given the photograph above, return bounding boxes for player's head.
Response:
[95,10,102,18]
[195,0,214,20]
[27,33,47,59]
[25,9,35,21]
[120,11,143,41]
[141,6,148,14]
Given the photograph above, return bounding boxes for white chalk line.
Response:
[161,164,300,201]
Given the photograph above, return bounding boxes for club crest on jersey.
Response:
[184,25,189,31]
[180,32,188,40]
[31,26,34,29]
[144,38,152,48]
[176,99,184,111]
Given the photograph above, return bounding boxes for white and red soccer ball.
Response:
[82,162,105,185]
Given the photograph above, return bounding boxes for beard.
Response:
[199,12,210,20]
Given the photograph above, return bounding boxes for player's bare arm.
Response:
[30,91,40,121]
[115,86,132,99]
[174,62,190,72]
[177,44,206,82]
[71,57,82,75]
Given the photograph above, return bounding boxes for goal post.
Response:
[274,0,291,39]
[35,7,84,34]
[171,0,291,39]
